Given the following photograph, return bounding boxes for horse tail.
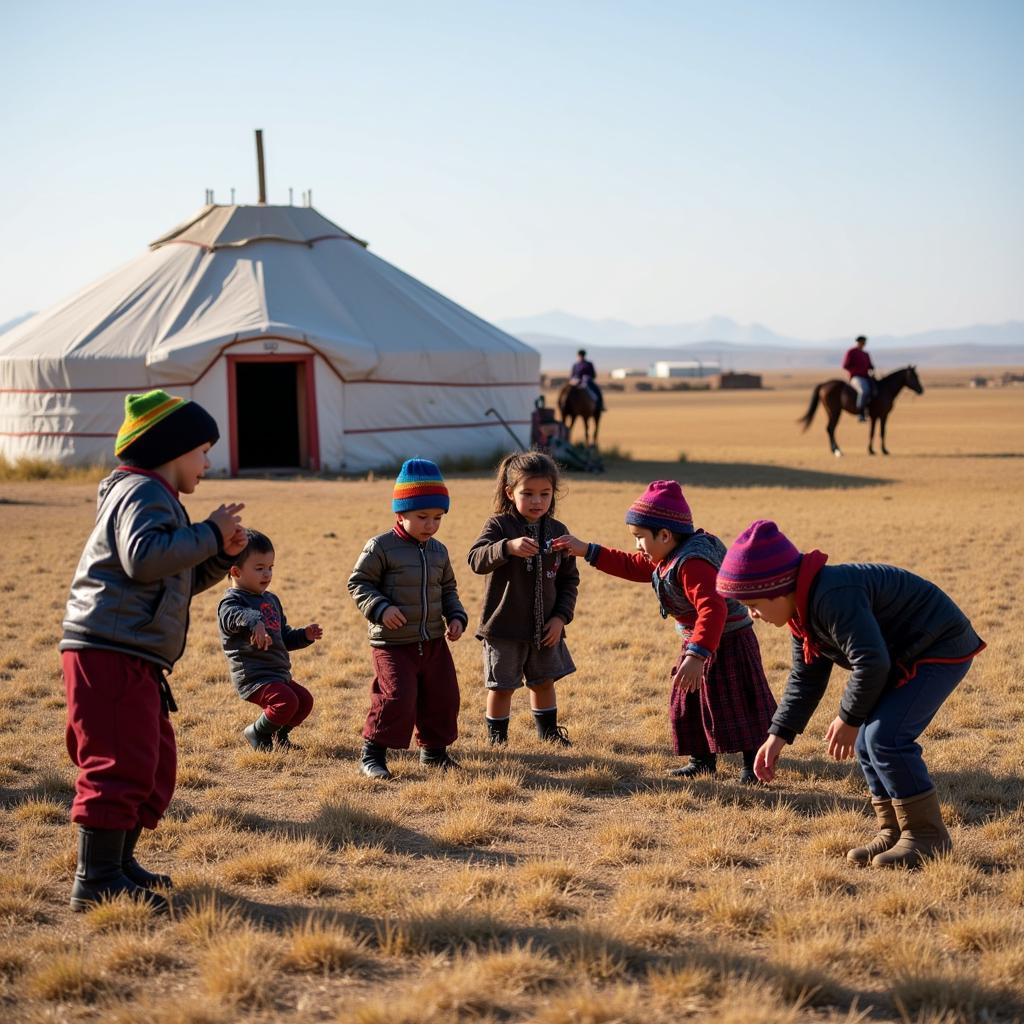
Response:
[798,386,821,432]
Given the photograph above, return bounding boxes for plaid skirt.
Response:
[669,625,777,755]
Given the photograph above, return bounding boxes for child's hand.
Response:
[305,623,323,642]
[380,606,407,630]
[507,536,540,558]
[754,735,787,783]
[224,526,248,557]
[208,503,245,543]
[250,622,271,650]
[446,619,464,642]
[550,534,587,557]
[824,717,858,760]
[671,654,704,693]
[541,617,565,648]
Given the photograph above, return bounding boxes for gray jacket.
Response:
[348,529,467,646]
[61,469,234,672]
[218,587,312,699]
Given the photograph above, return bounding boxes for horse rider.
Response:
[570,349,605,412]
[842,335,875,422]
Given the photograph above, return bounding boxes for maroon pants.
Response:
[62,649,176,830]
[246,679,314,728]
[362,639,460,749]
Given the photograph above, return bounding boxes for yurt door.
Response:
[228,354,320,475]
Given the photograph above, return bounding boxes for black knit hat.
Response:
[116,390,220,469]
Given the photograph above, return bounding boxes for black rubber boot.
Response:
[275,727,300,751]
[243,713,277,752]
[533,708,572,747]
[122,826,173,889]
[420,747,461,771]
[486,716,509,745]
[69,827,167,913]
[669,754,717,778]
[360,740,392,780]
[739,750,758,785]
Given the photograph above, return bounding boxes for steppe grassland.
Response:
[1,376,1023,1023]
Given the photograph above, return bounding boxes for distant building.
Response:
[650,360,721,379]
[719,372,763,390]
[610,367,647,379]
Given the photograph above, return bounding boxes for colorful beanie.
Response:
[115,390,220,469]
[392,458,450,513]
[716,520,802,600]
[625,480,693,535]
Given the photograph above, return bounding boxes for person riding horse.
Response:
[570,349,605,413]
[842,335,875,422]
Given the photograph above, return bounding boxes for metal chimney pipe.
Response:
[255,129,267,204]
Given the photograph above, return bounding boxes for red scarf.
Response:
[787,550,829,664]
[393,521,420,545]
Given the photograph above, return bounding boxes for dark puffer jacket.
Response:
[349,529,467,646]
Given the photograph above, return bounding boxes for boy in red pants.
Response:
[60,390,246,910]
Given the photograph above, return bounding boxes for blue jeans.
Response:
[855,659,973,799]
[852,376,873,412]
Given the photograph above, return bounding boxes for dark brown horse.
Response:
[799,366,923,456]
[558,383,601,446]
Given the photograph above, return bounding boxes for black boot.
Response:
[275,727,300,751]
[533,707,572,747]
[486,716,509,746]
[243,713,276,752]
[122,826,173,889]
[739,750,758,785]
[360,740,392,780]
[69,827,167,913]
[420,747,461,771]
[669,754,717,778]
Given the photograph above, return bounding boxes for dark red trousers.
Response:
[362,639,460,749]
[62,649,176,830]
[246,679,314,728]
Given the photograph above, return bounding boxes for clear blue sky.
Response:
[1,0,1021,338]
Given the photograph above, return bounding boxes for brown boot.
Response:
[847,796,900,866]
[871,788,951,869]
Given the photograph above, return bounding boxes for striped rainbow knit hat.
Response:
[716,520,802,600]
[115,389,219,469]
[392,459,450,513]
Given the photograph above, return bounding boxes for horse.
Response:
[558,382,601,447]
[799,366,923,457]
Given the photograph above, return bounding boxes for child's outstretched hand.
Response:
[824,717,858,761]
[305,623,323,642]
[250,621,271,650]
[224,526,248,557]
[541,616,565,647]
[381,606,407,630]
[507,536,540,558]
[550,534,587,557]
[754,735,787,783]
[671,654,704,693]
[209,503,245,544]
[446,619,464,642]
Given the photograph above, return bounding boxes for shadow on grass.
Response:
[600,458,892,489]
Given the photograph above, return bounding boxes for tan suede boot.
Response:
[871,788,951,869]
[847,796,900,866]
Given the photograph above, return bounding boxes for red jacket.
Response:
[842,347,874,378]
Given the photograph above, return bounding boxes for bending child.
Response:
[348,459,467,779]
[60,390,245,910]
[553,480,776,782]
[717,519,985,868]
[218,529,323,752]
[468,452,579,747]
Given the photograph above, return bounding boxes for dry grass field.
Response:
[2,371,1023,1023]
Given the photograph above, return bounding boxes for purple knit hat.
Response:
[717,520,802,600]
[625,480,693,535]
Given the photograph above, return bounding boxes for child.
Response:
[60,390,245,911]
[717,519,985,868]
[468,452,579,747]
[553,480,776,783]
[348,459,468,779]
[218,529,323,752]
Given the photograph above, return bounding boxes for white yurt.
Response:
[0,202,539,473]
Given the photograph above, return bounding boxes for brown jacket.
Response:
[467,513,579,642]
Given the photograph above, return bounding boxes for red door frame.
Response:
[226,354,321,476]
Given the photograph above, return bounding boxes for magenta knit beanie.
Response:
[625,480,693,535]
[717,520,802,600]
